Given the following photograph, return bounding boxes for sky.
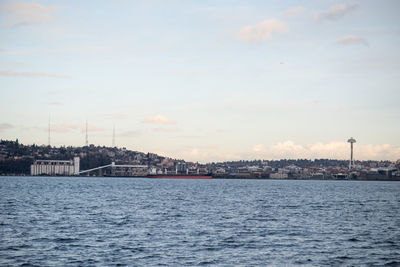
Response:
[0,0,399,162]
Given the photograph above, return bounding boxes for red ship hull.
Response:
[147,175,212,179]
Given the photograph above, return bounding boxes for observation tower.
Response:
[347,137,356,170]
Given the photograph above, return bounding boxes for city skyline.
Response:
[1,0,400,162]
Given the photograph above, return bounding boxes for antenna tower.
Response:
[85,120,88,146]
[112,124,116,147]
[48,115,51,146]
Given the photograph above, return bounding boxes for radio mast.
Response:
[85,120,88,147]
[112,124,116,147]
[48,115,51,146]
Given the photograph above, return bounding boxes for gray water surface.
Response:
[1,177,399,266]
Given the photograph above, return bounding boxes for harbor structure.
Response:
[30,157,80,176]
[78,162,148,176]
[347,137,356,170]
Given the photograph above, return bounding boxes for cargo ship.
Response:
[147,174,212,179]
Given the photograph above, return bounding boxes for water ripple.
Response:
[0,177,399,266]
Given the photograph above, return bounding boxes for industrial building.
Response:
[30,157,80,176]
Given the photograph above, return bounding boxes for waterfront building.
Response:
[30,157,80,176]
[270,173,289,179]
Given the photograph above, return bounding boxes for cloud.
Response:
[179,148,242,163]
[268,141,306,158]
[167,141,400,163]
[236,18,288,42]
[360,144,400,161]
[49,125,72,133]
[313,3,359,21]
[282,6,305,18]
[335,35,369,46]
[32,124,106,133]
[0,123,14,132]
[0,70,72,79]
[251,141,400,161]
[252,144,265,153]
[141,115,176,125]
[0,2,62,27]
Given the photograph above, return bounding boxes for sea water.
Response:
[1,177,399,266]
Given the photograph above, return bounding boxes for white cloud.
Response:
[0,70,71,79]
[307,141,348,159]
[252,144,265,153]
[141,115,176,125]
[268,141,307,158]
[282,6,305,18]
[360,144,400,160]
[236,18,288,42]
[179,148,242,163]
[313,3,359,21]
[0,2,62,27]
[251,141,400,161]
[336,35,369,46]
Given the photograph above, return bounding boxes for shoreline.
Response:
[1,174,400,181]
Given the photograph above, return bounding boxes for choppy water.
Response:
[1,177,399,266]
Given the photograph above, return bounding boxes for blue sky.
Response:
[1,0,399,162]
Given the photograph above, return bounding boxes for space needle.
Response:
[347,137,356,170]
